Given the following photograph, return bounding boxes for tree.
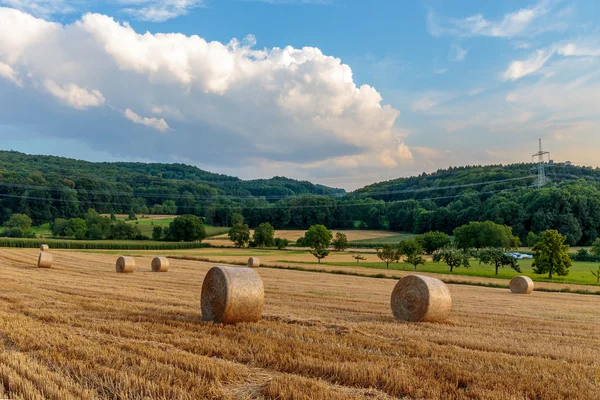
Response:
[229,223,251,247]
[310,247,330,264]
[591,238,600,257]
[532,230,571,279]
[166,215,207,242]
[416,231,450,254]
[353,254,366,263]
[253,222,275,247]
[274,237,290,250]
[478,248,521,275]
[527,231,541,248]
[162,200,177,215]
[52,218,70,238]
[377,244,397,269]
[231,213,244,226]
[405,253,426,270]
[591,266,600,283]
[304,224,333,263]
[303,224,333,250]
[434,247,471,272]
[454,221,521,250]
[127,210,137,221]
[68,218,87,240]
[399,239,425,270]
[152,225,164,241]
[108,221,140,240]
[6,214,32,231]
[110,213,117,221]
[331,232,349,251]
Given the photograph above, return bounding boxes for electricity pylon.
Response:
[531,138,550,188]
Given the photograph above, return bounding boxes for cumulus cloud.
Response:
[119,0,203,22]
[43,80,105,109]
[0,7,409,175]
[503,47,555,81]
[125,109,170,132]
[428,0,561,38]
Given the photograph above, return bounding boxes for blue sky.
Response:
[1,0,600,189]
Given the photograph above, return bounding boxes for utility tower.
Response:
[531,138,550,188]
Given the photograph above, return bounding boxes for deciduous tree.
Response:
[331,232,349,251]
[532,230,571,279]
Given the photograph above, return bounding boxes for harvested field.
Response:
[0,249,599,399]
[209,229,397,244]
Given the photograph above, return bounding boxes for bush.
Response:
[274,237,290,250]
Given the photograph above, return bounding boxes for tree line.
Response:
[4,152,600,246]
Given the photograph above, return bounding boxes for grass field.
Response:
[0,249,598,399]
[348,233,418,247]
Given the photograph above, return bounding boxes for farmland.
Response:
[77,246,600,287]
[207,229,399,246]
[0,248,599,399]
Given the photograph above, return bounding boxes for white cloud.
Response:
[119,0,203,22]
[448,44,468,62]
[428,0,561,38]
[0,7,410,173]
[0,61,21,86]
[557,43,600,57]
[125,108,170,132]
[0,0,73,18]
[43,79,105,109]
[503,47,555,81]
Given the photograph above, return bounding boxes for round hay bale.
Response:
[247,257,260,268]
[201,266,264,324]
[40,244,49,251]
[116,256,135,273]
[152,257,169,272]
[509,276,534,294]
[391,274,452,322]
[38,252,52,268]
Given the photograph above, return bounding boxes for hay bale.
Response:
[152,257,169,272]
[38,252,52,268]
[391,274,452,322]
[201,266,264,324]
[247,257,260,268]
[116,256,135,273]
[40,244,49,251]
[509,276,534,294]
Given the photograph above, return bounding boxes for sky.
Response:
[1,0,600,190]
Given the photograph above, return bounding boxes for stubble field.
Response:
[0,249,599,399]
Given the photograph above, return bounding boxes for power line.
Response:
[0,182,541,210]
[0,175,537,201]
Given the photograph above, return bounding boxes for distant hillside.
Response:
[0,151,345,225]
[3,151,600,246]
[351,163,600,203]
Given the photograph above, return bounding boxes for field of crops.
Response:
[0,249,598,399]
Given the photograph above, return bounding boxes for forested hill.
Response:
[351,163,600,203]
[3,151,600,246]
[0,151,345,224]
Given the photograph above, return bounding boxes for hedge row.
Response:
[0,238,210,250]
